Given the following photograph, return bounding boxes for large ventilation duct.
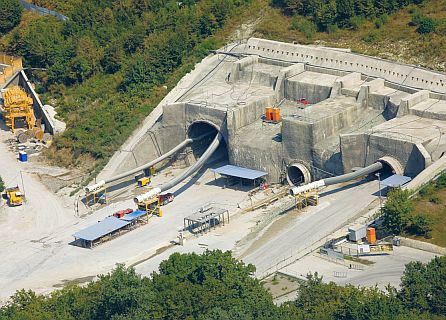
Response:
[290,162,383,196]
[104,138,193,185]
[160,132,223,192]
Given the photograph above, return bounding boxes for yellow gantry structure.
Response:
[3,86,35,132]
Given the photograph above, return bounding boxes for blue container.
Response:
[19,151,28,162]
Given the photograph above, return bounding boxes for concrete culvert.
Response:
[378,156,404,178]
[286,163,311,186]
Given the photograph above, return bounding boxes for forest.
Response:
[0,0,254,171]
[271,0,425,31]
[0,250,445,319]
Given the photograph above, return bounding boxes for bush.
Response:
[419,183,436,197]
[429,195,441,204]
[0,176,4,193]
[436,172,446,188]
[374,14,388,29]
[408,213,433,237]
[326,24,339,34]
[0,0,23,34]
[349,16,364,30]
[416,16,437,34]
[290,17,317,39]
[362,31,378,43]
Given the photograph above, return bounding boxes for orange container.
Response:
[265,107,273,121]
[272,108,281,122]
[367,227,376,244]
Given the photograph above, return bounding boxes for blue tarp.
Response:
[211,165,268,180]
[120,210,148,221]
[73,216,130,241]
[381,174,412,188]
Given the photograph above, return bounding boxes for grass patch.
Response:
[412,188,446,247]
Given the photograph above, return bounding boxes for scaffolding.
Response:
[294,189,319,210]
[137,196,162,217]
[3,86,35,132]
[184,205,229,235]
[85,186,107,206]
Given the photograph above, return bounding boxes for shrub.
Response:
[416,16,437,34]
[419,183,436,197]
[407,213,433,237]
[436,172,446,188]
[362,31,378,43]
[374,14,388,28]
[0,176,4,193]
[429,195,441,204]
[290,17,317,40]
[326,24,339,34]
[349,16,364,30]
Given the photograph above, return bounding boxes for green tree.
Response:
[0,0,23,34]
[336,0,355,27]
[382,188,414,234]
[400,256,446,316]
[315,0,337,31]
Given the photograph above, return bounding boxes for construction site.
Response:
[0,38,445,302]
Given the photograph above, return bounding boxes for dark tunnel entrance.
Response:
[187,121,227,161]
[286,163,311,186]
[377,157,404,179]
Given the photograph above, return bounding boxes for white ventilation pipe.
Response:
[134,187,161,203]
[85,180,105,193]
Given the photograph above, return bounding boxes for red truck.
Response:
[159,193,174,206]
[113,208,133,218]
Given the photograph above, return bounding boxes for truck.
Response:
[159,193,174,206]
[5,186,24,206]
[113,208,133,218]
[137,177,151,187]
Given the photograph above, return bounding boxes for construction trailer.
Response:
[5,186,24,206]
[2,86,36,133]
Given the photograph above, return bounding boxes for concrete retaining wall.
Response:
[399,237,446,255]
[340,133,429,177]
[245,38,446,94]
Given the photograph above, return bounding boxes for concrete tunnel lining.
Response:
[286,163,311,186]
[378,156,404,177]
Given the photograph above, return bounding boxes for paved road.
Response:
[242,179,380,276]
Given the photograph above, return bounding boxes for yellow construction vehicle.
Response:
[137,176,151,187]
[5,186,24,206]
[2,86,36,133]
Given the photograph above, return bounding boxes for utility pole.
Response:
[20,171,26,201]
[376,172,382,214]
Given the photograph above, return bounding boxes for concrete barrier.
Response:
[399,237,446,255]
